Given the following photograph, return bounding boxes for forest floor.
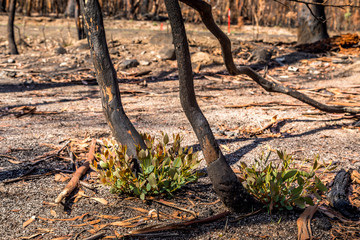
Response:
[0,15,360,240]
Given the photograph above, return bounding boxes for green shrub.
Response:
[238,150,336,212]
[92,133,200,200]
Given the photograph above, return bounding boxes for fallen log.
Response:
[55,139,96,204]
[327,169,359,220]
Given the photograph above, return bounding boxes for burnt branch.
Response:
[180,0,360,115]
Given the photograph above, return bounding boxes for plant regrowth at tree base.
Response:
[92,133,201,200]
[238,150,336,213]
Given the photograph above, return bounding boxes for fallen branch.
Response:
[154,199,197,218]
[129,211,230,235]
[2,170,55,184]
[55,139,96,204]
[297,205,318,240]
[180,0,360,115]
[328,169,359,220]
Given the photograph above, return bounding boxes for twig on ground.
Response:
[2,170,55,184]
[129,211,230,235]
[55,139,96,204]
[154,199,197,218]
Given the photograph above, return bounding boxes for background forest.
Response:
[1,0,360,31]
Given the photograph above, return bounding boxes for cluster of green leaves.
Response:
[92,133,200,200]
[238,150,336,212]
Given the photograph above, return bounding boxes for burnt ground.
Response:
[0,15,360,239]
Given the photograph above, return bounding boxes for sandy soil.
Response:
[0,15,359,239]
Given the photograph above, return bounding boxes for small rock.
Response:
[158,46,176,60]
[191,51,219,65]
[139,60,150,66]
[7,58,15,63]
[59,62,67,67]
[55,46,67,55]
[141,51,146,55]
[287,66,298,72]
[311,61,322,66]
[119,59,139,69]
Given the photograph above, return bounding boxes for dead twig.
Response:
[129,211,230,235]
[55,139,96,204]
[2,170,55,184]
[154,199,197,218]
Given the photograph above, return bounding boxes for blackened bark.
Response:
[80,0,146,159]
[164,0,259,213]
[65,0,76,17]
[0,0,6,12]
[140,0,150,16]
[297,0,329,44]
[328,170,359,220]
[75,0,85,40]
[24,0,32,16]
[7,0,18,55]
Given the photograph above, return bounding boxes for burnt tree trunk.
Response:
[75,0,85,40]
[80,0,146,159]
[24,0,32,16]
[7,0,18,55]
[297,0,329,44]
[140,0,150,16]
[0,0,6,12]
[164,0,259,213]
[65,0,75,17]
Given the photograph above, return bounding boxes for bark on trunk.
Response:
[75,0,85,40]
[7,0,18,55]
[164,0,258,213]
[0,0,6,12]
[297,0,329,44]
[80,0,146,160]
[140,0,149,16]
[65,0,75,17]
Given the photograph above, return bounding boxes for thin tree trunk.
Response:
[297,0,329,44]
[164,0,259,213]
[0,0,6,12]
[24,0,31,16]
[80,0,146,161]
[7,0,18,55]
[65,0,75,17]
[75,0,85,40]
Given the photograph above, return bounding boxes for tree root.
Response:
[180,0,360,115]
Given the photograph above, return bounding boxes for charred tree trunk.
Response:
[297,0,329,44]
[7,0,18,55]
[164,0,259,213]
[65,0,75,17]
[80,0,146,160]
[140,0,150,16]
[24,0,32,16]
[0,0,6,12]
[75,0,85,40]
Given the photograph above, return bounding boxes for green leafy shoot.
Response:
[238,149,336,213]
[91,133,201,200]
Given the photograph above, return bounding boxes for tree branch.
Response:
[180,0,360,115]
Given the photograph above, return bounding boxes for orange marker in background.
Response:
[160,22,164,31]
[228,8,231,34]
